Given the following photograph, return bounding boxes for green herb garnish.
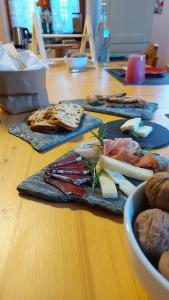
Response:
[85,152,102,193]
[90,125,107,145]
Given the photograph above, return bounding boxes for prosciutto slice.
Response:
[136,153,158,169]
[103,138,139,156]
[44,174,85,198]
[112,149,140,165]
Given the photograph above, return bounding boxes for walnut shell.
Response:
[134,208,169,261]
[158,250,169,281]
[145,172,169,212]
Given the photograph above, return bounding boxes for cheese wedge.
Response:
[104,169,136,196]
[99,171,117,198]
[120,118,141,132]
[134,125,153,138]
[101,155,153,181]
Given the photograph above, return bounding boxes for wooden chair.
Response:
[144,43,159,67]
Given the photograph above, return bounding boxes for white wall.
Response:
[151,0,169,66]
[0,0,10,43]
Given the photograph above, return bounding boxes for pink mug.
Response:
[125,54,145,84]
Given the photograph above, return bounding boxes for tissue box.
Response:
[0,67,49,114]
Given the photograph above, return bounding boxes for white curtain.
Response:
[8,0,38,32]
[51,0,80,33]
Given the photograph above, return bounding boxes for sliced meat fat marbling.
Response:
[44,174,85,198]
[50,153,82,167]
[47,172,91,185]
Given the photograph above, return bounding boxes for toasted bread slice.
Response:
[55,103,84,130]
[31,119,58,134]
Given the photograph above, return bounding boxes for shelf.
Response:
[42,34,85,38]
[44,44,80,48]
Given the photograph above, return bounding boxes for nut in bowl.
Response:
[124,180,169,300]
[64,53,88,71]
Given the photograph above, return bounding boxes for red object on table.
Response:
[125,54,145,84]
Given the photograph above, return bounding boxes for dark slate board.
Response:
[8,113,103,153]
[105,68,169,86]
[99,120,169,149]
[17,151,169,215]
[68,99,158,121]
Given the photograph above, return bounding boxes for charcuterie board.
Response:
[17,150,169,215]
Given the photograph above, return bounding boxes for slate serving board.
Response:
[17,151,169,215]
[99,120,169,149]
[8,113,103,153]
[66,99,158,121]
[105,69,169,86]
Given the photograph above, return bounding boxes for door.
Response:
[109,0,154,46]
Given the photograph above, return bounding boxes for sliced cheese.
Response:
[99,171,117,199]
[134,125,153,138]
[120,118,141,132]
[104,169,136,196]
[101,155,153,181]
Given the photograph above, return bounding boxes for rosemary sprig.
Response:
[91,125,107,145]
[128,128,141,140]
[85,152,102,193]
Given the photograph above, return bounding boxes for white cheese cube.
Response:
[120,118,141,132]
[134,125,153,138]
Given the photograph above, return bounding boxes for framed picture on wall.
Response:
[154,0,165,14]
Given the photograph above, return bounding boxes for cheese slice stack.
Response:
[104,169,136,196]
[101,155,153,181]
[99,171,117,199]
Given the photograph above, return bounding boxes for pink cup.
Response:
[125,54,145,84]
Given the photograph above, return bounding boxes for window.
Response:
[51,0,80,33]
[8,0,80,34]
[8,0,38,32]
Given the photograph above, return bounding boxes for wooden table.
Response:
[0,62,169,300]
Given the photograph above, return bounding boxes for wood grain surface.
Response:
[0,61,169,300]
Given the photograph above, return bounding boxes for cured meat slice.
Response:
[112,149,140,165]
[44,174,85,198]
[47,172,91,185]
[136,153,158,169]
[50,168,90,175]
[50,161,87,170]
[50,153,82,167]
[75,139,101,158]
[103,138,139,156]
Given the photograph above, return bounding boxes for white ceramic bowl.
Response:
[64,55,88,69]
[124,182,169,300]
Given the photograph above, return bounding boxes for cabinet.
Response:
[92,0,154,57]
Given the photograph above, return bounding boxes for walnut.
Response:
[158,250,169,281]
[145,172,169,212]
[134,208,169,261]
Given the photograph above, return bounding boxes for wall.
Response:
[151,0,169,66]
[0,0,10,43]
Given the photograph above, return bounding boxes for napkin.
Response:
[0,43,47,71]
[0,43,18,71]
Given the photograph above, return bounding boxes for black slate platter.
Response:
[17,151,169,215]
[99,120,169,149]
[61,99,158,121]
[8,113,103,152]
